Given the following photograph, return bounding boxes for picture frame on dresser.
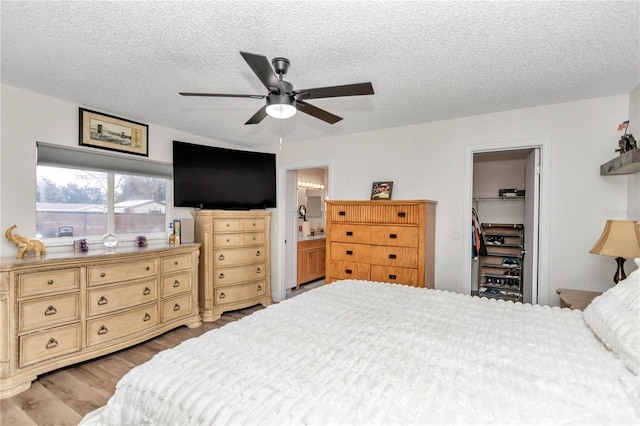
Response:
[371,181,393,200]
[79,108,149,157]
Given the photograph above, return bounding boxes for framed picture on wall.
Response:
[79,108,149,157]
[371,181,393,200]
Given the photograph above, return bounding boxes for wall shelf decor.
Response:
[600,149,640,175]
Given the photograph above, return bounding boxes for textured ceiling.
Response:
[2,1,639,148]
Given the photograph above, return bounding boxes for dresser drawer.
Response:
[215,281,266,305]
[330,242,371,263]
[370,245,418,268]
[213,246,266,267]
[88,259,157,286]
[213,218,242,232]
[214,232,265,247]
[87,303,158,347]
[371,265,418,286]
[329,224,370,244]
[162,271,192,298]
[241,218,265,231]
[19,294,80,332]
[370,225,418,247]
[20,324,81,368]
[161,253,192,273]
[328,203,420,224]
[87,279,157,316]
[214,263,266,286]
[328,260,370,281]
[18,269,79,298]
[162,293,193,322]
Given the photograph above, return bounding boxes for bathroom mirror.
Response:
[306,190,323,218]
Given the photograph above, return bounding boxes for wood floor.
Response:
[0,280,323,426]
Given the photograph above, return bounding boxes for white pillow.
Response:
[583,260,640,374]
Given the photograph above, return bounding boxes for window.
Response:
[35,142,173,243]
[36,166,167,240]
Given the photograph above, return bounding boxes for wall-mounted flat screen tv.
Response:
[173,141,276,210]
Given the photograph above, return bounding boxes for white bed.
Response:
[81,275,640,425]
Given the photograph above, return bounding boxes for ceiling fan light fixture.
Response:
[266,94,297,119]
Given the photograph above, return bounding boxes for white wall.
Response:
[278,94,636,305]
[2,84,637,306]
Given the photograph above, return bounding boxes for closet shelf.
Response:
[474,196,525,201]
[600,149,640,175]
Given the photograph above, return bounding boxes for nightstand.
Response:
[556,288,603,311]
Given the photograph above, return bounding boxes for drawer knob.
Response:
[98,325,108,335]
[173,280,181,288]
[389,254,397,259]
[346,250,353,255]
[256,267,261,274]
[47,279,54,285]
[174,261,179,265]
[339,211,346,216]
[143,313,151,321]
[226,238,230,242]
[389,274,397,280]
[44,305,57,316]
[257,285,262,291]
[100,272,106,278]
[389,234,397,239]
[97,296,108,306]
[256,250,262,257]
[252,222,256,227]
[219,254,225,261]
[145,266,150,271]
[346,231,353,236]
[345,269,353,274]
[219,292,226,299]
[218,273,225,279]
[45,338,59,350]
[173,303,181,311]
[143,287,151,295]
[226,223,230,227]
[398,212,406,218]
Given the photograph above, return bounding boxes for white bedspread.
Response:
[81,280,640,425]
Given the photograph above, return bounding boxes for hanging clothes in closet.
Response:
[472,208,487,258]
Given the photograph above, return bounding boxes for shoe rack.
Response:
[478,223,524,301]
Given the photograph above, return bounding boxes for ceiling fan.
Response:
[179,51,374,125]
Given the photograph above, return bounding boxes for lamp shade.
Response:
[266,94,297,119]
[589,220,640,258]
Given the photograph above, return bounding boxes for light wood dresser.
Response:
[193,210,272,322]
[0,243,201,399]
[325,200,436,288]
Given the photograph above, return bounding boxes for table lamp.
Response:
[589,220,640,284]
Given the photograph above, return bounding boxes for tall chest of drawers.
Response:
[325,200,436,288]
[0,244,201,399]
[193,210,272,322]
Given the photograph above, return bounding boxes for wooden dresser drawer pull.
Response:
[173,280,181,288]
[145,266,150,271]
[143,287,151,295]
[389,254,397,259]
[398,212,406,218]
[257,285,263,291]
[339,211,346,216]
[252,236,257,241]
[256,267,261,274]
[226,223,230,227]
[389,234,397,239]
[45,338,59,350]
[346,231,353,236]
[219,254,225,261]
[174,261,179,265]
[44,305,58,316]
[252,222,256,227]
[143,313,151,321]
[345,269,353,274]
[97,325,108,335]
[218,273,225,279]
[47,279,54,285]
[97,296,108,306]
[100,272,106,278]
[256,250,262,257]
[219,292,226,299]
[389,274,397,280]
[346,250,353,255]
[226,238,231,242]
[173,303,181,311]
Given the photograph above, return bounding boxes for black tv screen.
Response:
[173,141,276,210]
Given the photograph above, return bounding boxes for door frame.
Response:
[462,138,551,305]
[276,161,332,302]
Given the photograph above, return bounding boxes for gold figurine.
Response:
[5,225,47,258]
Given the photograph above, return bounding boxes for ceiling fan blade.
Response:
[240,51,284,94]
[179,92,265,99]
[294,82,374,100]
[245,105,268,125]
[295,100,342,124]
